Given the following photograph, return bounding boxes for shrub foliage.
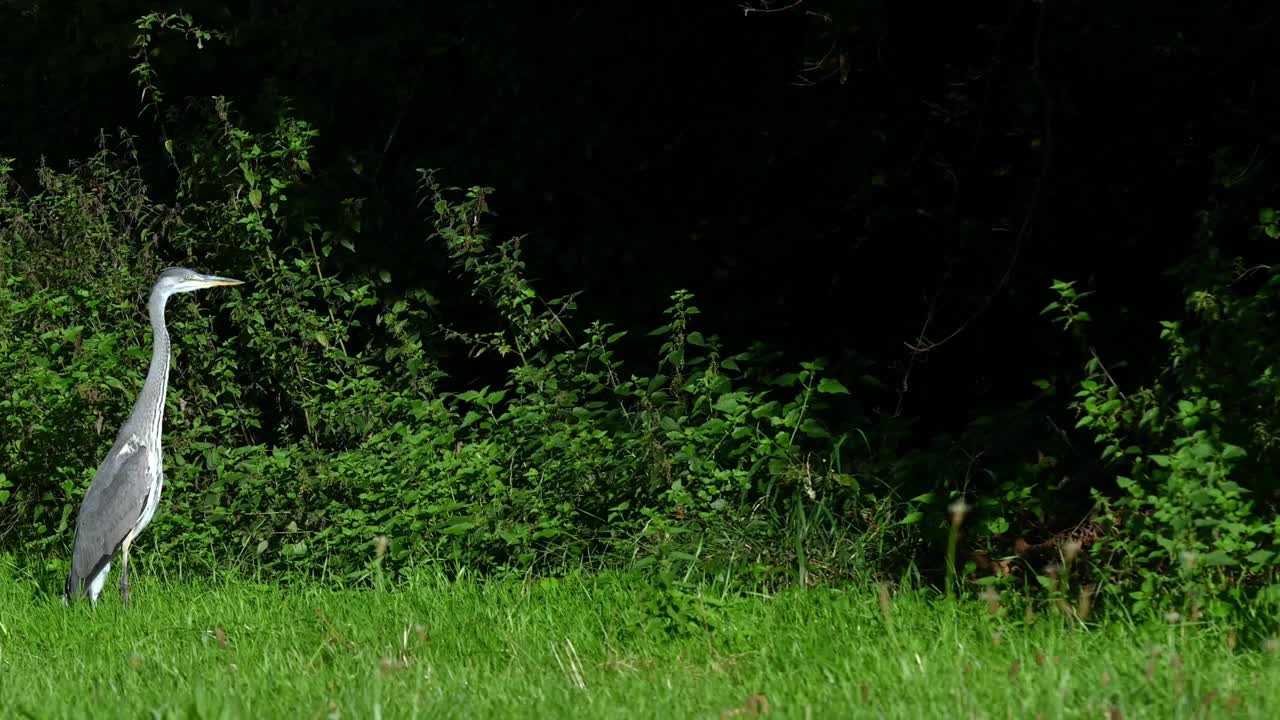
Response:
[2,13,1279,628]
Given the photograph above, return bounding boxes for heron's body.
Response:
[64,268,242,605]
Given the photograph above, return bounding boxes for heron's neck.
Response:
[128,290,172,445]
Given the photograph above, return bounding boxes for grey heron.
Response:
[64,267,244,606]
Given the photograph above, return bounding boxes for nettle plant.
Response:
[2,11,892,587]
[0,142,179,556]
[0,10,435,576]
[1044,256,1280,621]
[409,175,888,583]
[1,127,885,587]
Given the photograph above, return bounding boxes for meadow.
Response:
[0,567,1275,719]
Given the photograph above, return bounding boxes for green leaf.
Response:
[799,419,830,438]
[1245,550,1275,565]
[1221,443,1247,461]
[1201,550,1234,567]
[832,473,859,491]
[686,331,706,347]
[816,378,850,395]
[248,188,262,208]
[770,372,800,387]
[897,511,923,526]
[713,395,740,413]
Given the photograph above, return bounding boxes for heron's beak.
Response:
[198,275,245,287]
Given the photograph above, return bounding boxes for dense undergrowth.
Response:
[2,13,1280,630]
[0,120,904,594]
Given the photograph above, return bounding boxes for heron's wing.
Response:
[66,436,152,596]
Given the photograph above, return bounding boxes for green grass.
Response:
[0,568,1276,719]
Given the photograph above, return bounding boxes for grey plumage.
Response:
[64,267,243,606]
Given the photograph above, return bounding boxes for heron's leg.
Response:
[87,561,111,605]
[120,540,131,608]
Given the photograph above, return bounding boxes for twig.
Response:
[895,294,937,417]
[905,1,1054,354]
[1088,346,1125,400]
[740,0,805,15]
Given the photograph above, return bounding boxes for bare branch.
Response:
[740,0,805,16]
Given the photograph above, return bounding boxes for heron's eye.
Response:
[184,275,197,281]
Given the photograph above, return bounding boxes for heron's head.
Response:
[156,267,245,297]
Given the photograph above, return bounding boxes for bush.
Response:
[1045,233,1280,621]
[0,102,896,591]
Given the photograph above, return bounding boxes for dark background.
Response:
[3,0,1277,439]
